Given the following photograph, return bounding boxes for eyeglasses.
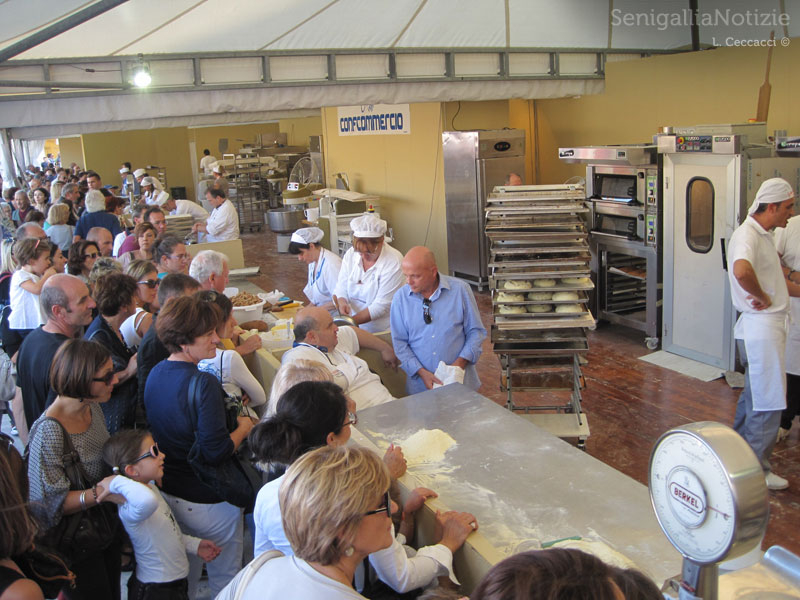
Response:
[345,411,358,427]
[423,298,432,324]
[138,279,160,289]
[131,443,161,464]
[92,370,116,385]
[83,252,99,259]
[364,491,390,518]
[170,253,189,261]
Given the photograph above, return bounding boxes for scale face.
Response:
[649,422,768,568]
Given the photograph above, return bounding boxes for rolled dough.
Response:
[399,428,457,465]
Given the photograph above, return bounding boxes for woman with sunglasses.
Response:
[26,339,123,599]
[121,260,160,349]
[144,294,254,598]
[102,429,221,600]
[333,213,405,333]
[67,240,99,283]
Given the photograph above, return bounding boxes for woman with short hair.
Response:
[118,222,157,269]
[45,203,74,251]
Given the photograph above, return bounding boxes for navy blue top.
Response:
[74,210,123,239]
[144,360,234,504]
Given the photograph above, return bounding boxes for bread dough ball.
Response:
[527,291,552,301]
[503,280,532,290]
[497,291,525,302]
[527,304,553,313]
[499,305,527,314]
[563,277,591,285]
[555,303,583,313]
[553,291,579,302]
[533,279,556,288]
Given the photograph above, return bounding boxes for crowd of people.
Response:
[0,163,664,600]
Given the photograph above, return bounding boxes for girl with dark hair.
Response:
[102,429,221,600]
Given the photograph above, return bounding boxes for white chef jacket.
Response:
[171,199,209,221]
[333,243,405,333]
[773,215,800,375]
[206,199,239,242]
[199,154,217,176]
[303,247,342,310]
[727,216,789,410]
[280,326,394,409]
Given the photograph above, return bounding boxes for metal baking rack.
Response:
[486,184,595,448]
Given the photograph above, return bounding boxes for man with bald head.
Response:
[87,226,114,257]
[281,305,398,409]
[390,246,486,394]
[12,274,96,441]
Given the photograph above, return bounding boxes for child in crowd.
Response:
[102,429,222,600]
[8,239,56,335]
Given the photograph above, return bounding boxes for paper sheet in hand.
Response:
[432,361,465,388]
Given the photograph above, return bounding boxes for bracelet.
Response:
[79,490,87,511]
[790,270,796,283]
[91,484,98,503]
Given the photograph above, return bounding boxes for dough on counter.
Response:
[398,428,457,464]
[552,291,579,302]
[562,277,591,285]
[533,279,556,288]
[555,303,583,313]
[503,280,533,290]
[497,291,525,302]
[527,304,553,313]
[500,305,527,314]
[527,291,553,301]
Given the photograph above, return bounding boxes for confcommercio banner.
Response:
[337,104,410,136]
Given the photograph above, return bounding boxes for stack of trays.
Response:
[165,214,194,239]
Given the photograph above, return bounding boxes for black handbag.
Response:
[27,417,119,564]
[185,372,261,511]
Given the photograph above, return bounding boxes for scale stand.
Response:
[648,422,769,600]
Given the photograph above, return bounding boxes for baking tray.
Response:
[490,241,589,255]
[493,306,589,318]
[490,270,592,284]
[494,311,596,330]
[488,255,591,269]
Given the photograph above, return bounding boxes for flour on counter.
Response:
[397,428,457,465]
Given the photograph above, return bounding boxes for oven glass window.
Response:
[686,177,714,253]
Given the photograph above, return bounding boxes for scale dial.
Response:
[649,422,768,565]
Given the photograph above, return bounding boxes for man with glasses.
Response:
[283,306,398,410]
[192,187,239,243]
[390,246,486,395]
[12,274,96,442]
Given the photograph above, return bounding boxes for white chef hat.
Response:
[141,176,156,187]
[350,214,387,238]
[119,166,129,174]
[154,191,170,207]
[212,164,223,174]
[291,227,324,245]
[133,168,147,178]
[748,177,795,215]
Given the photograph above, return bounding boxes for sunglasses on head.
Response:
[138,279,160,289]
[364,490,391,518]
[92,370,115,385]
[131,443,161,464]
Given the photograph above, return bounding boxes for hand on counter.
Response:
[235,334,262,356]
[403,487,437,515]
[383,443,407,479]
[418,368,443,390]
[436,510,478,553]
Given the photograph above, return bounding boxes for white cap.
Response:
[133,168,147,178]
[748,177,795,215]
[154,191,170,207]
[119,166,129,174]
[141,176,156,187]
[350,214,387,238]
[212,164,223,174]
[291,227,324,245]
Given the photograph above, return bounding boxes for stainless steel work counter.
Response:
[356,384,681,585]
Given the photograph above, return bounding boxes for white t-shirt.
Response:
[197,348,266,409]
[304,247,342,309]
[120,307,149,349]
[172,199,209,220]
[200,155,217,176]
[108,476,201,584]
[206,199,239,242]
[333,244,405,333]
[9,269,44,329]
[773,216,800,374]
[112,231,127,257]
[281,326,394,410]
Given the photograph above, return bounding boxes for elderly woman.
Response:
[85,272,138,434]
[118,222,157,269]
[333,214,404,333]
[144,294,254,598]
[196,290,266,415]
[26,339,121,599]
[288,227,342,314]
[120,259,159,349]
[73,189,123,241]
[266,358,333,416]
[45,203,74,251]
[67,240,99,283]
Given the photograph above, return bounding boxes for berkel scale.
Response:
[648,422,769,599]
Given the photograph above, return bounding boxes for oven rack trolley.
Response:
[486,183,595,449]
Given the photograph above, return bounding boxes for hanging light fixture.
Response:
[132,54,151,88]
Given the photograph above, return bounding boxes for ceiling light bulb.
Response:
[133,67,151,88]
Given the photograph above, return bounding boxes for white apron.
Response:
[785,300,800,375]
[303,255,332,308]
[735,311,788,411]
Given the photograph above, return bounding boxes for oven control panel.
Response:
[646,214,657,247]
[657,133,741,154]
[646,174,657,206]
[675,135,712,152]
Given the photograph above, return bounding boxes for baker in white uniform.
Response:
[727,177,798,491]
[333,214,405,334]
[192,187,239,242]
[155,191,210,221]
[281,306,398,409]
[288,227,342,314]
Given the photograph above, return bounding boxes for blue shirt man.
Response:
[390,246,486,395]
